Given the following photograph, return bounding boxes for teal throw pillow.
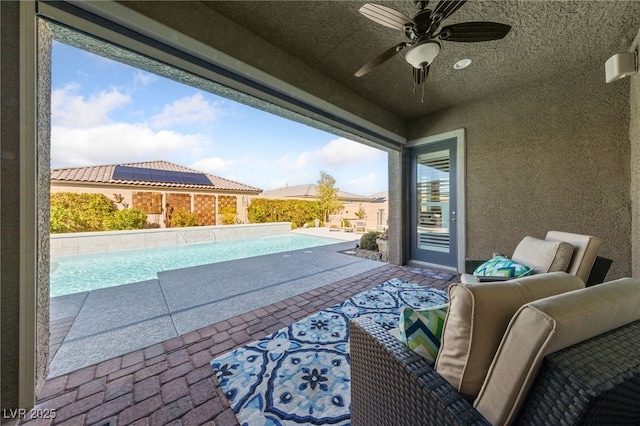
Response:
[398,304,449,364]
[473,256,533,278]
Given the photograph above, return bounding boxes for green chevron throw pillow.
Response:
[473,256,533,278]
[398,304,449,364]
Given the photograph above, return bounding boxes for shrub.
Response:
[50,204,77,233]
[50,192,116,233]
[219,206,237,225]
[291,222,297,230]
[170,208,200,227]
[248,198,324,227]
[104,208,148,230]
[360,231,381,251]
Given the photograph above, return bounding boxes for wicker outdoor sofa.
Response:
[349,274,640,426]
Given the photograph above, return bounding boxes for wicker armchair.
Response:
[350,317,640,426]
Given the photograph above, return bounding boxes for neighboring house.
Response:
[261,184,388,230]
[51,161,262,227]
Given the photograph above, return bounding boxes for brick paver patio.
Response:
[12,264,457,426]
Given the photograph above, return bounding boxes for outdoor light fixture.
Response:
[605,51,638,83]
[454,58,472,70]
[405,40,441,69]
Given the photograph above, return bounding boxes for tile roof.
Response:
[261,184,372,201]
[51,161,262,193]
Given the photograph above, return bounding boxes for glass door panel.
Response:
[411,140,457,267]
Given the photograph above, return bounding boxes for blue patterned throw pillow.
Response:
[398,304,449,364]
[473,256,533,278]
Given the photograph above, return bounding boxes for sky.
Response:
[51,41,389,196]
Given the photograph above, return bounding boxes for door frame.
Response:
[406,129,466,272]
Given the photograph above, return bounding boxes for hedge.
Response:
[248,198,324,227]
[50,192,149,233]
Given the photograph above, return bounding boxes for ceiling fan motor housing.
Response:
[413,9,437,36]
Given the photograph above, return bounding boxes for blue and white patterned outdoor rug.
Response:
[210,278,448,426]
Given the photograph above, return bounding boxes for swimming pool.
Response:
[50,233,341,297]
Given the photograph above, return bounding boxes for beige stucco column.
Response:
[1,0,50,409]
[630,28,640,278]
[387,149,404,265]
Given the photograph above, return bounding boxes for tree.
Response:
[316,170,342,222]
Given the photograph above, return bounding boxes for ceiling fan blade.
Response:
[359,3,414,30]
[430,0,467,21]
[438,22,512,42]
[355,42,408,77]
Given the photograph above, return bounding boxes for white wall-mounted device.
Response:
[605,51,638,83]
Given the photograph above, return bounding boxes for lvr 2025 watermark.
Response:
[2,408,57,420]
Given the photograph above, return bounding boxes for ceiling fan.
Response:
[355,0,512,92]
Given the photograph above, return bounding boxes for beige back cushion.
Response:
[545,231,601,282]
[434,272,584,399]
[511,236,574,274]
[475,277,640,426]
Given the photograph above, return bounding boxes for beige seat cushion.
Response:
[434,272,584,399]
[474,277,640,426]
[511,236,574,274]
[462,237,573,285]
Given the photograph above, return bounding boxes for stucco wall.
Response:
[36,18,52,398]
[630,29,640,279]
[1,1,22,408]
[50,184,256,227]
[0,2,49,409]
[408,67,631,280]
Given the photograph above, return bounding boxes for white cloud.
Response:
[316,138,382,167]
[344,173,380,194]
[51,84,130,128]
[50,83,217,168]
[149,93,225,129]
[190,157,232,174]
[133,70,157,87]
[275,138,383,174]
[51,123,211,167]
[275,151,312,173]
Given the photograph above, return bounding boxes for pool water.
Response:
[50,233,340,297]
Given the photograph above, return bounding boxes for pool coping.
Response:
[50,222,293,257]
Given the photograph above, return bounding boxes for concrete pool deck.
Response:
[48,230,373,377]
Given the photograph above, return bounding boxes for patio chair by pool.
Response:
[328,215,342,231]
[354,220,366,234]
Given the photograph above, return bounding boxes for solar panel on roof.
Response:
[112,165,213,186]
[112,166,135,180]
[133,168,152,180]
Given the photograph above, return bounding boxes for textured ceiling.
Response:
[202,0,640,121]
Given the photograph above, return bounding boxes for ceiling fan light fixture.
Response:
[405,40,441,68]
[453,58,472,70]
